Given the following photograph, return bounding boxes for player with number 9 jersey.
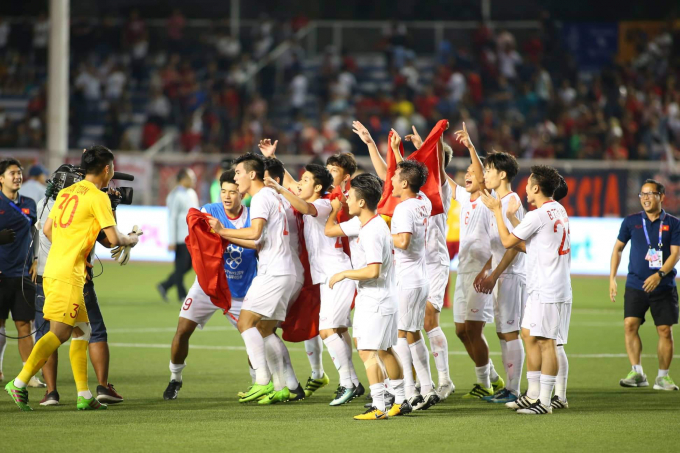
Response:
[42,180,116,325]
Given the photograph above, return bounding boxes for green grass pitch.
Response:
[1,263,679,452]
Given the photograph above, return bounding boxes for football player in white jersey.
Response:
[164,170,259,400]
[449,124,504,399]
[326,173,409,420]
[259,146,333,399]
[326,152,357,192]
[473,151,527,404]
[387,132,440,410]
[265,164,364,406]
[208,153,298,405]
[482,165,572,415]
[404,126,456,400]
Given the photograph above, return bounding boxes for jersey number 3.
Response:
[58,194,80,228]
[553,219,571,256]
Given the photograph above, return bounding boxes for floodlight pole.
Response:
[47,0,69,173]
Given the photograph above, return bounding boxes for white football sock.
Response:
[527,370,541,399]
[632,364,644,374]
[241,327,269,385]
[539,374,556,407]
[78,390,93,399]
[370,383,386,412]
[273,334,299,390]
[409,339,434,394]
[323,334,353,388]
[426,327,450,384]
[489,359,500,383]
[506,339,525,396]
[391,379,405,405]
[658,369,669,378]
[263,334,287,391]
[555,345,568,401]
[13,378,27,389]
[475,362,491,388]
[340,331,360,387]
[394,337,416,398]
[0,326,7,373]
[499,339,508,376]
[248,364,256,384]
[169,361,186,382]
[304,336,324,380]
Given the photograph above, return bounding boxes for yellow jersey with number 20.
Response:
[43,180,116,288]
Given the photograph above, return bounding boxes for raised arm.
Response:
[455,122,485,192]
[264,176,317,216]
[258,138,298,191]
[101,225,140,248]
[404,125,423,150]
[325,198,347,238]
[389,129,405,164]
[353,121,386,180]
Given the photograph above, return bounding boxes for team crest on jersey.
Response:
[471,308,479,313]
[225,244,243,269]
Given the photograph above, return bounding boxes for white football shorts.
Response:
[179,277,243,329]
[426,262,449,312]
[453,272,494,324]
[521,293,571,344]
[493,274,527,333]
[319,279,355,330]
[242,273,297,321]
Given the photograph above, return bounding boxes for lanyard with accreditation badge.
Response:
[642,212,665,269]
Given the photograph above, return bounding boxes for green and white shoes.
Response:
[619,371,649,387]
[653,376,679,391]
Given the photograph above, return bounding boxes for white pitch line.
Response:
[105,342,680,359]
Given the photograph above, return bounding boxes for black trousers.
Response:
[160,244,193,299]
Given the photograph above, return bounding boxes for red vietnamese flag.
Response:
[377,120,448,217]
[185,208,231,312]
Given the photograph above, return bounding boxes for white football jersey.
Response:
[249,187,295,276]
[303,198,353,284]
[279,195,305,285]
[455,185,493,274]
[339,216,362,269]
[512,200,572,303]
[351,215,397,314]
[489,192,526,281]
[426,181,453,266]
[391,192,431,289]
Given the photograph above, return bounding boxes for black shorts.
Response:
[0,276,36,321]
[624,286,679,326]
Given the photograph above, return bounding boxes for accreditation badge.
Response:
[645,248,663,269]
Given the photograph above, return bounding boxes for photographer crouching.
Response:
[5,146,140,411]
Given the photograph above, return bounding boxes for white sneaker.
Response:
[517,400,552,415]
[28,375,47,388]
[436,380,455,401]
[653,376,679,391]
[619,371,649,387]
[550,395,569,409]
[416,390,440,410]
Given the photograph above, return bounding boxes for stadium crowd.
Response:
[0,12,679,161]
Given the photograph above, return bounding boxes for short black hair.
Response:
[264,157,285,184]
[442,143,453,167]
[397,160,428,193]
[554,174,569,201]
[0,157,22,176]
[177,168,192,182]
[643,179,665,196]
[82,145,114,175]
[485,151,519,182]
[350,173,383,211]
[219,169,236,186]
[530,165,561,197]
[234,152,265,180]
[326,152,357,177]
[305,163,333,194]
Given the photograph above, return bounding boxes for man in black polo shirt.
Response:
[0,157,42,386]
[610,179,680,391]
